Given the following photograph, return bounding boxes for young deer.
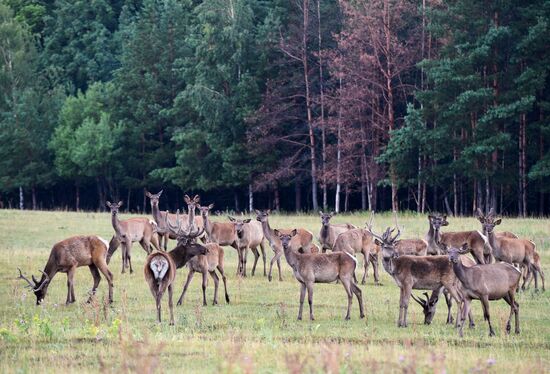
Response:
[106,201,160,273]
[144,251,176,324]
[255,209,314,282]
[228,216,266,277]
[332,226,379,285]
[275,229,365,321]
[318,211,356,252]
[448,246,521,337]
[168,212,230,306]
[18,236,113,305]
[367,225,463,328]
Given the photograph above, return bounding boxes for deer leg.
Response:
[269,249,283,282]
[209,271,219,305]
[96,261,114,303]
[259,241,267,276]
[242,246,249,277]
[217,265,230,303]
[87,265,101,303]
[120,241,127,274]
[168,284,174,325]
[66,266,76,304]
[177,269,195,306]
[139,238,151,255]
[458,299,471,337]
[150,233,161,252]
[361,251,369,285]
[444,290,453,324]
[371,253,380,285]
[236,247,243,277]
[201,270,208,306]
[156,290,163,323]
[250,246,260,276]
[479,295,494,336]
[351,282,365,318]
[340,276,353,320]
[398,285,411,327]
[298,282,306,320]
[306,282,315,321]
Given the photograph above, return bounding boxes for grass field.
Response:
[0,209,549,373]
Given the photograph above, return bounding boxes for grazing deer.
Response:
[275,229,365,320]
[318,211,356,252]
[228,216,266,277]
[255,209,314,282]
[18,236,113,305]
[144,251,176,324]
[367,225,464,328]
[146,191,203,250]
[477,211,536,277]
[448,246,521,337]
[106,201,161,273]
[164,212,230,306]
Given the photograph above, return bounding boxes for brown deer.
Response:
[198,204,237,247]
[144,251,176,324]
[448,246,521,337]
[18,236,113,305]
[275,229,365,321]
[332,226,379,285]
[228,216,266,277]
[255,209,314,282]
[164,212,230,306]
[523,251,545,291]
[477,211,536,275]
[367,225,464,328]
[146,191,203,250]
[106,201,161,274]
[318,211,356,252]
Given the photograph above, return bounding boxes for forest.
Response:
[0,0,549,215]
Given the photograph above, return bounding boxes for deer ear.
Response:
[158,189,163,196]
[243,218,251,223]
[266,209,271,214]
[428,215,434,220]
[442,215,447,220]
[184,194,191,204]
[193,195,200,203]
[228,216,235,222]
[291,229,297,236]
[331,211,336,216]
[374,239,383,246]
[106,201,112,208]
[117,201,123,207]
[494,218,502,225]
[208,204,214,209]
[273,229,280,236]
[319,211,324,216]
[145,191,152,198]
[255,209,261,215]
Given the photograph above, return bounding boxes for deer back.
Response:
[393,255,454,289]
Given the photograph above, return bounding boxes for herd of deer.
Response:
[17,191,545,337]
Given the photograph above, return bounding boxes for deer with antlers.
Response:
[106,201,161,274]
[275,229,365,320]
[165,211,231,306]
[18,236,113,305]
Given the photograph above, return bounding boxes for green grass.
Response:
[0,209,549,373]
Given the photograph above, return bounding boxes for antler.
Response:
[33,270,49,291]
[365,210,375,231]
[17,268,35,288]
[187,226,204,239]
[411,293,427,307]
[392,211,402,242]
[164,210,188,237]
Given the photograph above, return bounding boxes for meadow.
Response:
[0,209,548,373]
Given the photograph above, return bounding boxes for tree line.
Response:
[0,0,548,216]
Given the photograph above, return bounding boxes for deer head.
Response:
[411,292,438,325]
[17,268,50,305]
[228,216,252,239]
[319,211,335,226]
[274,229,297,250]
[165,210,204,246]
[145,190,163,207]
[106,201,123,215]
[184,194,200,209]
[479,208,501,234]
[428,213,449,231]
[447,244,470,263]
[255,209,271,223]
[198,204,215,218]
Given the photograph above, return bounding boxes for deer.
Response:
[367,223,464,328]
[318,211,356,252]
[146,191,204,250]
[332,213,379,285]
[144,251,176,324]
[477,210,536,279]
[106,201,161,274]
[164,212,230,307]
[255,209,314,282]
[18,236,113,305]
[198,203,237,247]
[275,229,365,321]
[523,250,545,291]
[448,246,521,337]
[228,216,266,277]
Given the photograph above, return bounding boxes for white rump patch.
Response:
[96,236,109,250]
[344,251,358,266]
[150,255,169,280]
[476,230,489,244]
[149,220,158,227]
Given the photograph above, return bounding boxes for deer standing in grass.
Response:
[167,211,230,306]
[228,216,266,277]
[18,236,113,305]
[448,246,521,337]
[255,209,314,282]
[144,251,177,324]
[318,211,356,252]
[275,229,365,321]
[146,191,203,250]
[106,201,160,274]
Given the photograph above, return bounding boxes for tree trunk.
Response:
[519,112,527,217]
[335,80,342,213]
[32,186,37,211]
[19,186,24,210]
[295,182,301,212]
[234,190,240,212]
[317,0,327,211]
[274,185,280,212]
[75,184,80,212]
[344,185,350,212]
[127,188,131,213]
[248,184,253,212]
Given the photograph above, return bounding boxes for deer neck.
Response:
[282,245,299,269]
[451,259,469,286]
[320,224,330,242]
[202,215,212,236]
[187,206,195,229]
[261,219,276,244]
[151,203,163,225]
[486,230,500,256]
[111,213,124,237]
